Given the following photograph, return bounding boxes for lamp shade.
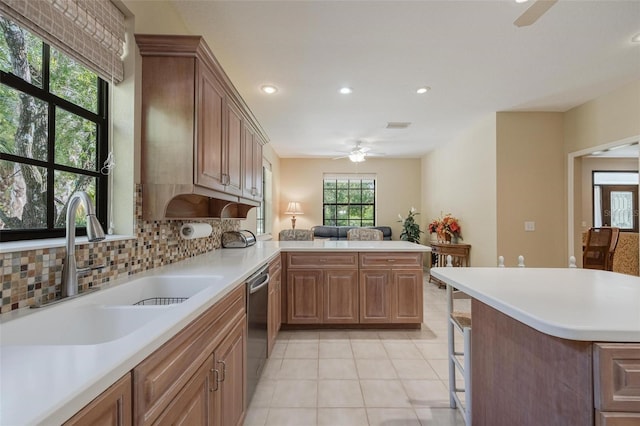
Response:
[285,201,304,215]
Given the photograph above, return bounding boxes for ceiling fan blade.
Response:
[514,0,558,27]
[332,155,349,160]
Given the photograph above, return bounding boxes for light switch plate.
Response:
[524,221,535,232]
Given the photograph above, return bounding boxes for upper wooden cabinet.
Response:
[136,35,268,220]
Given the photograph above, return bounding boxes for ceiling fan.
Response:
[514,0,558,27]
[332,141,385,163]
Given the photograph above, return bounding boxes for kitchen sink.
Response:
[0,274,228,346]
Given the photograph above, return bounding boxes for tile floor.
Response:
[244,279,467,426]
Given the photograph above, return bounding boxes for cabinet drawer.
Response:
[594,343,640,412]
[359,252,422,268]
[133,284,246,425]
[596,411,640,426]
[287,252,357,269]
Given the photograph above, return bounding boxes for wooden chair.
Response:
[583,227,617,270]
[346,228,383,241]
[278,229,314,241]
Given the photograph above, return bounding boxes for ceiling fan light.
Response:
[339,87,353,94]
[349,151,365,162]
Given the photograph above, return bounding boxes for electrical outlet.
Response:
[524,221,535,232]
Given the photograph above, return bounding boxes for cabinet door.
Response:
[242,124,255,199]
[154,359,213,426]
[64,374,132,426]
[268,265,282,356]
[324,269,359,323]
[213,318,247,426]
[287,270,323,324]
[196,63,225,191]
[225,101,243,195]
[391,269,423,323]
[359,269,392,323]
[252,136,263,200]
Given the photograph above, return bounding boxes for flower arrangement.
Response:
[427,213,462,242]
[397,207,424,243]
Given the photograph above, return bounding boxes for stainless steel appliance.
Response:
[222,230,256,248]
[246,265,269,405]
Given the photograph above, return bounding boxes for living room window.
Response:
[593,171,639,232]
[0,18,108,241]
[323,173,376,226]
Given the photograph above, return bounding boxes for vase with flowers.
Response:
[397,207,423,243]
[427,213,463,243]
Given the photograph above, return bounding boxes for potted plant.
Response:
[398,207,424,243]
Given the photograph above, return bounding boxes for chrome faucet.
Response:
[61,191,106,298]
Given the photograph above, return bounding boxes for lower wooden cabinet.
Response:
[213,318,246,426]
[284,251,423,326]
[268,257,282,356]
[64,373,132,426]
[594,343,640,425]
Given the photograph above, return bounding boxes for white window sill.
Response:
[0,234,136,254]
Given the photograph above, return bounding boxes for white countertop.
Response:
[1,240,429,425]
[430,267,640,342]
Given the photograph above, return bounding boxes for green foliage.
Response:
[398,208,424,244]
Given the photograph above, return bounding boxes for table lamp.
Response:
[285,201,303,229]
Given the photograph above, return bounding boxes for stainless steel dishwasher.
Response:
[246,265,270,405]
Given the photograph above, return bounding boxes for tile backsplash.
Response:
[0,185,240,313]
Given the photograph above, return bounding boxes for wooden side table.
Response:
[429,242,472,288]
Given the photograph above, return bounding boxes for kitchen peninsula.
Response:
[1,240,429,425]
[431,267,640,426]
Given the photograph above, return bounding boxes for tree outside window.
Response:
[0,17,108,241]
[323,176,375,226]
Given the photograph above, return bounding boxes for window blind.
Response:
[323,173,376,181]
[0,0,125,83]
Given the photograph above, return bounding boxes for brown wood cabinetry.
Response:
[359,253,423,324]
[64,374,132,426]
[135,35,267,220]
[268,256,282,356]
[213,318,246,426]
[286,253,359,324]
[133,284,246,425]
[594,343,640,425]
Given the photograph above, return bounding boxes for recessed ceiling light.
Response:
[632,33,640,43]
[261,85,278,94]
[515,0,529,3]
[339,87,353,94]
[416,86,431,94]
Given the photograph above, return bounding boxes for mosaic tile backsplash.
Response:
[0,185,240,313]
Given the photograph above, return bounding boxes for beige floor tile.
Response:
[383,341,424,359]
[243,407,268,426]
[415,407,466,426]
[286,331,320,341]
[377,330,411,340]
[402,380,450,408]
[284,342,319,358]
[270,380,318,408]
[318,358,359,379]
[392,359,439,380]
[415,342,449,360]
[366,408,420,426]
[356,358,397,379]
[351,341,388,359]
[319,341,353,359]
[270,341,287,358]
[318,330,352,340]
[277,359,318,379]
[360,379,411,408]
[317,408,368,426]
[250,379,277,407]
[265,408,317,426]
[428,359,451,381]
[261,358,282,379]
[317,380,364,407]
[348,330,382,340]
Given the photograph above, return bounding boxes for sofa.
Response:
[311,225,392,240]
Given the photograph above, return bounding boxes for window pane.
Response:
[0,19,43,88]
[610,191,634,229]
[0,85,48,161]
[50,47,98,113]
[324,204,336,219]
[362,220,374,227]
[324,189,336,203]
[337,205,348,221]
[336,219,348,226]
[362,189,375,203]
[363,205,374,220]
[349,188,361,203]
[54,171,96,228]
[0,160,47,229]
[55,108,97,170]
[349,205,361,219]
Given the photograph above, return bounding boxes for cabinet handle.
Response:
[217,360,227,382]
[210,368,219,392]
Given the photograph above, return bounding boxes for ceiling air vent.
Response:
[386,122,411,129]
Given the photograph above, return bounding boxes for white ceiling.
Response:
[169,0,640,160]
